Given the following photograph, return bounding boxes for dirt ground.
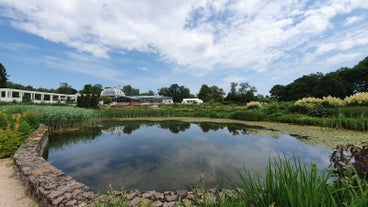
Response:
[0,158,38,207]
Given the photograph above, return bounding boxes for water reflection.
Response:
[47,121,330,193]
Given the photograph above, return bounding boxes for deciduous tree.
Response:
[0,63,9,87]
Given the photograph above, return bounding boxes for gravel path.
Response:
[0,158,38,207]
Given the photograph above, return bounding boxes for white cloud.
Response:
[344,15,364,25]
[0,0,367,77]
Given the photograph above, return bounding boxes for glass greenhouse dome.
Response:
[100,88,125,98]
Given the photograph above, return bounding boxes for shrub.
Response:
[345,92,368,106]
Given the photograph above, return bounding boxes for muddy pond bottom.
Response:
[46,120,330,193]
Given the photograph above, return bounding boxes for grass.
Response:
[0,104,97,130]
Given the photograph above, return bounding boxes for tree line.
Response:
[270,56,368,101]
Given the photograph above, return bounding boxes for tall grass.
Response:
[0,105,97,130]
[213,156,368,207]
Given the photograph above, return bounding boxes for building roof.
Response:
[101,88,125,97]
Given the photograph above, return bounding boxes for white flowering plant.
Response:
[344,92,368,106]
[245,101,263,109]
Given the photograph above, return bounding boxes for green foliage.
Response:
[158,83,191,103]
[198,84,225,102]
[77,94,100,109]
[122,84,140,96]
[56,82,77,94]
[225,82,257,103]
[0,111,40,158]
[226,156,368,207]
[0,63,8,87]
[0,105,97,130]
[99,96,112,105]
[80,84,103,95]
[270,56,368,101]
[230,109,266,121]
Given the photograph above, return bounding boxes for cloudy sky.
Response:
[0,0,367,95]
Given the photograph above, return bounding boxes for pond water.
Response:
[46,120,331,193]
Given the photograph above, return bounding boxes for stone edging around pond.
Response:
[13,125,232,207]
[13,125,95,207]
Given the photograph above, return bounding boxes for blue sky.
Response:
[0,0,367,95]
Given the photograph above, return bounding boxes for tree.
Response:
[209,85,225,102]
[315,72,347,98]
[225,82,257,103]
[158,84,190,102]
[269,56,368,101]
[0,63,9,87]
[122,85,140,96]
[57,82,77,94]
[80,84,103,95]
[198,84,211,102]
[269,84,286,101]
[140,90,155,96]
[198,84,225,102]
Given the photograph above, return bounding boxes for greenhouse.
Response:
[101,87,173,104]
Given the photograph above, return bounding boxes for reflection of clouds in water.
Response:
[48,122,331,192]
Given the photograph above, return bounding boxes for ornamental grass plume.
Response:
[344,92,368,106]
[322,96,345,107]
[294,97,322,108]
[245,101,263,109]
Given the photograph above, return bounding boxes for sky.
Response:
[0,0,367,96]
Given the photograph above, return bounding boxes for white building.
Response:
[0,88,77,104]
[181,98,203,104]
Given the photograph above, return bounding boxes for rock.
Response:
[143,191,155,199]
[152,200,163,207]
[165,194,178,202]
[125,191,138,200]
[153,192,164,200]
[65,200,77,206]
[129,197,141,206]
[163,201,176,207]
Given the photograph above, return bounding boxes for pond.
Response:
[46,120,331,193]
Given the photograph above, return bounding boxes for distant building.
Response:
[182,98,203,104]
[0,88,77,104]
[100,87,173,104]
